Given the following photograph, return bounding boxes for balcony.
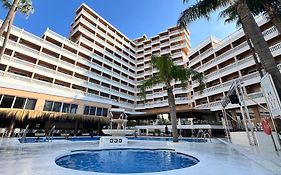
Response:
[193,71,260,99]
[0,69,135,109]
[196,92,265,111]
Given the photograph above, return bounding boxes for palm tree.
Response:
[0,0,20,37]
[140,55,205,142]
[178,0,281,99]
[0,0,33,60]
[250,0,281,34]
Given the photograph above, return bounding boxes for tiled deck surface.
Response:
[0,138,280,175]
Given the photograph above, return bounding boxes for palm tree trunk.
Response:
[240,18,263,77]
[236,0,281,99]
[7,117,16,137]
[0,11,15,61]
[264,1,281,34]
[0,0,20,37]
[166,86,179,142]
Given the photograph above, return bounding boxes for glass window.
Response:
[43,101,53,111]
[13,97,26,109]
[52,102,62,112]
[70,104,78,114]
[83,106,90,115]
[96,107,102,116]
[62,103,71,113]
[90,106,96,115]
[0,95,15,108]
[25,99,37,110]
[102,108,108,117]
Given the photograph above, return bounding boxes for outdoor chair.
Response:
[12,128,21,137]
[0,128,7,137]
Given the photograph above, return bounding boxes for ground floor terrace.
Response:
[0,137,280,175]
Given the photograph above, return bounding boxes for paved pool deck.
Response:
[0,138,280,175]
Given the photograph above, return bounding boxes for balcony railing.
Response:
[196,92,264,109]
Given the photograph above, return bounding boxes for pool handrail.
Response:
[19,125,29,143]
[46,125,55,142]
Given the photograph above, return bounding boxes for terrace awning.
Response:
[0,108,109,124]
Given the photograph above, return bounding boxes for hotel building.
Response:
[0,4,280,132]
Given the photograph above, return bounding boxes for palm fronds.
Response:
[178,0,231,27]
[139,55,205,97]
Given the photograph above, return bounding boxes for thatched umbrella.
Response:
[0,108,110,137]
[0,108,109,123]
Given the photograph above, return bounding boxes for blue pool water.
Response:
[55,149,199,173]
[20,136,207,143]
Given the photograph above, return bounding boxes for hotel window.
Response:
[25,99,37,110]
[0,95,14,108]
[13,97,26,109]
[53,102,62,112]
[70,104,78,114]
[43,101,78,114]
[62,103,71,113]
[0,95,37,110]
[102,108,108,117]
[83,106,96,115]
[83,106,90,115]
[83,106,107,117]
[43,101,53,111]
[96,108,102,116]
[89,106,96,115]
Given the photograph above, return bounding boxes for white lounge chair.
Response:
[12,128,21,137]
[0,128,7,137]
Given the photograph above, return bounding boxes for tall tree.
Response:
[178,0,281,99]
[0,0,20,37]
[0,0,33,60]
[250,0,281,34]
[140,55,205,142]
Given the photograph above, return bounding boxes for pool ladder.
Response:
[46,125,55,142]
[19,125,29,143]
[197,130,212,143]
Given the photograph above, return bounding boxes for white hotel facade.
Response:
[0,4,280,127]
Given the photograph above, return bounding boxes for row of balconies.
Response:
[189,25,278,69]
[74,18,136,68]
[3,37,137,92]
[192,40,281,90]
[135,97,192,110]
[0,70,136,109]
[2,51,135,96]
[193,61,281,110]
[193,71,261,99]
[135,87,192,101]
[55,25,136,79]
[195,91,264,111]
[75,8,136,55]
[1,55,135,101]
[135,50,184,67]
[204,55,255,82]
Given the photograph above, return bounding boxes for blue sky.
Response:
[0,0,237,48]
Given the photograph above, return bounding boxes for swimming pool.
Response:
[20,136,207,143]
[55,148,199,173]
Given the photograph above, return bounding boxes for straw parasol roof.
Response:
[0,108,109,124]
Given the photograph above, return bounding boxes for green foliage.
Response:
[178,0,230,27]
[154,129,161,136]
[2,0,34,16]
[178,0,281,27]
[139,55,205,98]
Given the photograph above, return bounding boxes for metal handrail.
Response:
[204,132,212,143]
[46,125,55,142]
[19,125,29,143]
